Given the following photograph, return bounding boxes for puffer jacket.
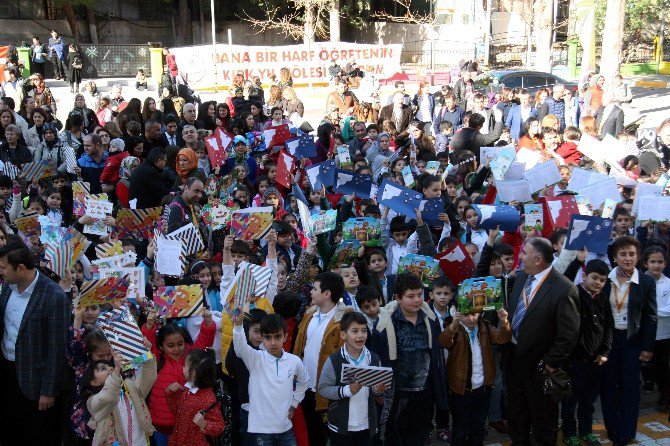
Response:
[221,297,274,375]
[141,320,216,433]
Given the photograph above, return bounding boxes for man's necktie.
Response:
[512,275,535,339]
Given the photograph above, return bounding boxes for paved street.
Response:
[425,391,670,445]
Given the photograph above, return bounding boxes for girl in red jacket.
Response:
[141,309,216,446]
[166,349,225,446]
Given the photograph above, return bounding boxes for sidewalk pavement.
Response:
[429,391,670,445]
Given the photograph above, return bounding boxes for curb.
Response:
[635,80,669,88]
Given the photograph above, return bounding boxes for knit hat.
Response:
[262,186,281,202]
[109,138,125,153]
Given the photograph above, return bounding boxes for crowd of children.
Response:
[0,64,669,446]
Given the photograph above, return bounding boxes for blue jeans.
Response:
[253,430,297,446]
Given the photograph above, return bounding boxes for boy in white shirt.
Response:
[233,304,309,445]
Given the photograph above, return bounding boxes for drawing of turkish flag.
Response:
[263,124,291,151]
[544,195,579,233]
[435,239,476,286]
[204,128,232,168]
[276,150,296,189]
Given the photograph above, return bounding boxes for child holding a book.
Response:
[440,307,511,446]
[318,312,387,445]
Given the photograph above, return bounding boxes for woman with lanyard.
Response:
[600,236,657,446]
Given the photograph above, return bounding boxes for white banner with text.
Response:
[171,42,403,89]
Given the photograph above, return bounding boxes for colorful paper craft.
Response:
[77,275,130,307]
[111,207,164,239]
[201,200,233,231]
[230,207,274,241]
[98,307,153,370]
[95,241,124,259]
[152,285,205,318]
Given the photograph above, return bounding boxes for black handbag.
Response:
[543,368,572,402]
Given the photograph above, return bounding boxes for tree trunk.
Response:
[85,6,99,44]
[600,0,625,82]
[61,1,83,43]
[199,0,207,44]
[304,2,315,44]
[329,0,340,42]
[177,0,193,45]
[533,0,553,72]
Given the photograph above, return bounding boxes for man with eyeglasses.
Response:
[177,103,202,147]
[75,133,108,194]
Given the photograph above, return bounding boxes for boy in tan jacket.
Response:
[439,308,511,446]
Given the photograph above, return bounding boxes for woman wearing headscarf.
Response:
[173,147,206,191]
[69,93,98,134]
[116,156,140,208]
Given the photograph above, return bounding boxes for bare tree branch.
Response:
[371,0,434,24]
[240,8,306,40]
[240,0,332,41]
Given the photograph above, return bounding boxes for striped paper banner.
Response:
[165,223,204,256]
[342,364,393,388]
[3,163,19,180]
[236,266,257,308]
[20,161,47,182]
[247,263,272,298]
[95,241,124,259]
[98,307,153,370]
[44,243,73,278]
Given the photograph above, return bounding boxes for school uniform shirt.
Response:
[116,386,148,446]
[461,323,484,390]
[46,208,63,226]
[304,304,337,390]
[654,274,670,340]
[608,267,638,330]
[339,345,371,432]
[342,291,360,312]
[232,325,309,434]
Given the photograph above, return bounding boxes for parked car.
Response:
[473,70,579,97]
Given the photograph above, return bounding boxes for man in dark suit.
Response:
[595,91,625,139]
[506,238,580,446]
[0,241,70,445]
[378,91,413,134]
[160,114,180,148]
